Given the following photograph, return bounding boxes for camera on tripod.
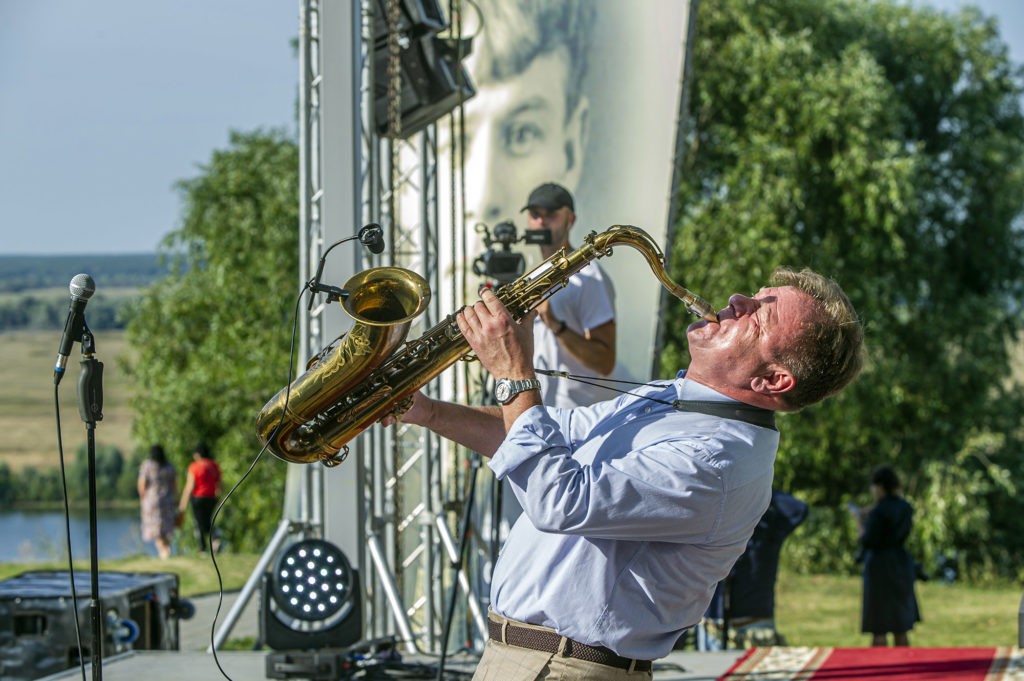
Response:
[472,221,551,285]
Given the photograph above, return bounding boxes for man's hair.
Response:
[472,0,595,121]
[769,267,865,411]
[870,465,901,495]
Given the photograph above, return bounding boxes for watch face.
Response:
[495,379,512,403]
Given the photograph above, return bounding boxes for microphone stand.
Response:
[77,322,105,681]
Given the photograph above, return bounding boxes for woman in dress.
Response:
[851,465,921,646]
[137,444,178,559]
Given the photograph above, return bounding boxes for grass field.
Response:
[0,330,137,471]
[0,553,261,599]
[773,572,1019,648]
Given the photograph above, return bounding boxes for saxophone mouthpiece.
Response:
[683,291,719,323]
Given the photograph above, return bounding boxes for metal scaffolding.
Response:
[296,0,483,657]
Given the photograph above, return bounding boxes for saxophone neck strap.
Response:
[671,400,777,431]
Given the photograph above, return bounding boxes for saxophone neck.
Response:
[587,225,718,322]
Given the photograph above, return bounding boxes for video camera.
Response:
[472,221,551,285]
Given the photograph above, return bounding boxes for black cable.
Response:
[435,451,480,681]
[207,284,306,681]
[533,368,658,402]
[54,384,88,681]
[205,227,379,675]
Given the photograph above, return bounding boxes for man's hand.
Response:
[380,390,432,428]
[457,289,536,380]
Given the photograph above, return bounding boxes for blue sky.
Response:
[0,0,297,255]
[0,0,1020,255]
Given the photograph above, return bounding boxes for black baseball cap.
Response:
[521,183,575,212]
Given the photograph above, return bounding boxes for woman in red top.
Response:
[178,442,222,552]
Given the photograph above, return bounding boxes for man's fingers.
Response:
[478,288,506,316]
[456,304,480,338]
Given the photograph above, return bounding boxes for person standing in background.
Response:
[523,182,618,408]
[137,444,177,559]
[850,465,921,646]
[498,183,619,541]
[178,442,222,553]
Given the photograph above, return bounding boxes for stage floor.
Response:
[40,589,745,680]
[43,648,746,681]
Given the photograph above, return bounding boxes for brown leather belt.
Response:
[487,618,653,672]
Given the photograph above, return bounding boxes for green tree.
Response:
[0,463,13,505]
[67,444,125,503]
[124,129,299,552]
[665,0,1024,578]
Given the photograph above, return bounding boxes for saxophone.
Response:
[255,224,717,466]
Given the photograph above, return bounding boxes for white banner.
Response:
[437,0,692,387]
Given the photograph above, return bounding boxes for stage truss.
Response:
[296,0,486,657]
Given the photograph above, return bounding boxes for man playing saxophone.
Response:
[387,266,864,680]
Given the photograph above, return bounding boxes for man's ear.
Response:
[561,96,589,188]
[751,367,795,396]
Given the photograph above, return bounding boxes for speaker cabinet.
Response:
[0,570,182,680]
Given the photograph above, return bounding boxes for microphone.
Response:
[306,224,387,310]
[359,223,385,254]
[54,273,96,385]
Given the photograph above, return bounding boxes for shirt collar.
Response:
[675,370,738,403]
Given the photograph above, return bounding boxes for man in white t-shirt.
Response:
[521,182,618,408]
[495,182,619,543]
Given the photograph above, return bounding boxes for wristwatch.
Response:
[494,377,542,405]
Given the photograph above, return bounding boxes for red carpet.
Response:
[717,646,1024,680]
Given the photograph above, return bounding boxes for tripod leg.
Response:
[435,516,487,640]
[367,532,419,653]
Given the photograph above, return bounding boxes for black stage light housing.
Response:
[372,0,448,46]
[373,36,475,139]
[260,539,362,651]
[373,0,475,139]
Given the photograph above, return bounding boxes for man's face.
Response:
[524,206,574,249]
[441,46,587,231]
[686,285,819,383]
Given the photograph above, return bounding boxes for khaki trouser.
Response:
[472,612,654,681]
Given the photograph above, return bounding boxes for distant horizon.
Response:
[0,252,159,258]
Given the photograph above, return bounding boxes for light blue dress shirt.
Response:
[488,374,780,660]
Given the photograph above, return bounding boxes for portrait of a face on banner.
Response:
[435,0,692,387]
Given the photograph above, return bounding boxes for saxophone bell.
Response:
[255,267,431,465]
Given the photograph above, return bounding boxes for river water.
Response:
[0,508,157,563]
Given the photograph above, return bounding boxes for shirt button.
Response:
[644,406,652,414]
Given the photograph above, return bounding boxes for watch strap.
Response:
[497,377,542,404]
